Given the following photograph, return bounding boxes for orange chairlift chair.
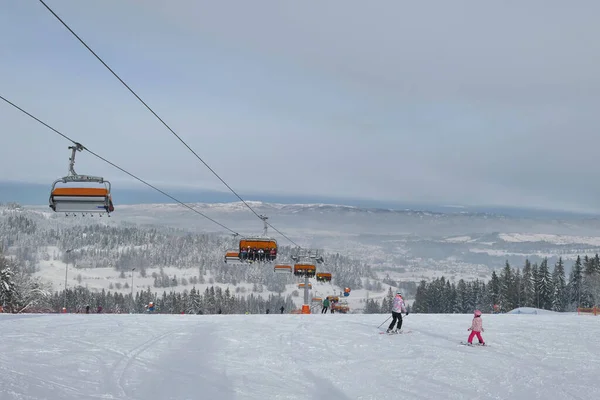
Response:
[316,272,332,282]
[293,263,316,277]
[49,144,114,216]
[236,215,278,263]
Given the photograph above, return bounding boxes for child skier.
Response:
[387,291,408,333]
[467,309,485,345]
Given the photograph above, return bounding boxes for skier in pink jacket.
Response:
[467,309,485,345]
[387,291,408,333]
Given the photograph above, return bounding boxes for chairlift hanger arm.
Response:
[68,143,84,176]
[259,215,268,237]
[60,144,107,184]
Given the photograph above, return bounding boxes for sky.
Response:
[1,0,600,213]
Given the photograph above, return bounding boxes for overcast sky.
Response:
[1,0,599,212]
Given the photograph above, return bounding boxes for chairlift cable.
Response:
[0,94,239,235]
[38,0,300,248]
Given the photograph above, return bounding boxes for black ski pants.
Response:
[388,311,403,330]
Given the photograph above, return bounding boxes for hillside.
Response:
[0,203,386,312]
[8,199,600,279]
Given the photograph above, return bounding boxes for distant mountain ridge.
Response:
[0,180,596,219]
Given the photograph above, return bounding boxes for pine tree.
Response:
[581,253,600,307]
[500,261,517,311]
[0,259,16,310]
[538,258,553,310]
[489,271,500,310]
[412,280,429,313]
[364,298,381,313]
[381,287,394,313]
[531,262,540,309]
[521,259,535,307]
[513,268,523,308]
[445,281,457,313]
[568,256,583,309]
[455,279,468,313]
[551,257,567,312]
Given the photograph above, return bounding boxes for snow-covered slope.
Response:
[1,312,598,399]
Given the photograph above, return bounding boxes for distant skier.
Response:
[322,297,330,314]
[280,306,284,314]
[85,305,90,314]
[266,309,270,314]
[387,291,408,333]
[467,310,485,345]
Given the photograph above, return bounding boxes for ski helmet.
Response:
[396,291,402,296]
[474,309,482,317]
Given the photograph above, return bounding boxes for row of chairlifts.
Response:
[224,216,279,264]
[49,145,115,216]
[273,264,334,280]
[273,248,328,277]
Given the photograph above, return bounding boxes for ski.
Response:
[460,341,488,347]
[379,330,412,335]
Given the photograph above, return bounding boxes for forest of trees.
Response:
[0,210,375,293]
[1,247,297,314]
[0,206,376,313]
[363,256,600,314]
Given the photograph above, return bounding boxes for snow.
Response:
[1,312,599,399]
[506,307,559,315]
[468,247,598,261]
[444,235,473,243]
[499,233,600,247]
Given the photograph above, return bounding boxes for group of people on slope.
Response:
[386,291,485,345]
[321,297,339,313]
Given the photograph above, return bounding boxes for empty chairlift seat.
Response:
[49,144,115,216]
[224,250,241,263]
[49,187,114,214]
[274,265,292,274]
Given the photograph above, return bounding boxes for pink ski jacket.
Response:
[469,316,483,332]
[392,295,406,313]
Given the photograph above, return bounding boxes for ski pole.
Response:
[377,315,392,328]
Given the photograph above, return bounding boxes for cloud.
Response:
[0,0,599,212]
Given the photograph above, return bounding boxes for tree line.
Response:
[361,255,600,314]
[51,285,298,315]
[411,255,599,313]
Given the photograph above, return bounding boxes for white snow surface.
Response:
[499,233,600,246]
[506,307,559,315]
[1,312,599,399]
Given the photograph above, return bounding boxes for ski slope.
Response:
[1,312,598,399]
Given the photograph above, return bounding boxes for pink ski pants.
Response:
[468,330,484,343]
